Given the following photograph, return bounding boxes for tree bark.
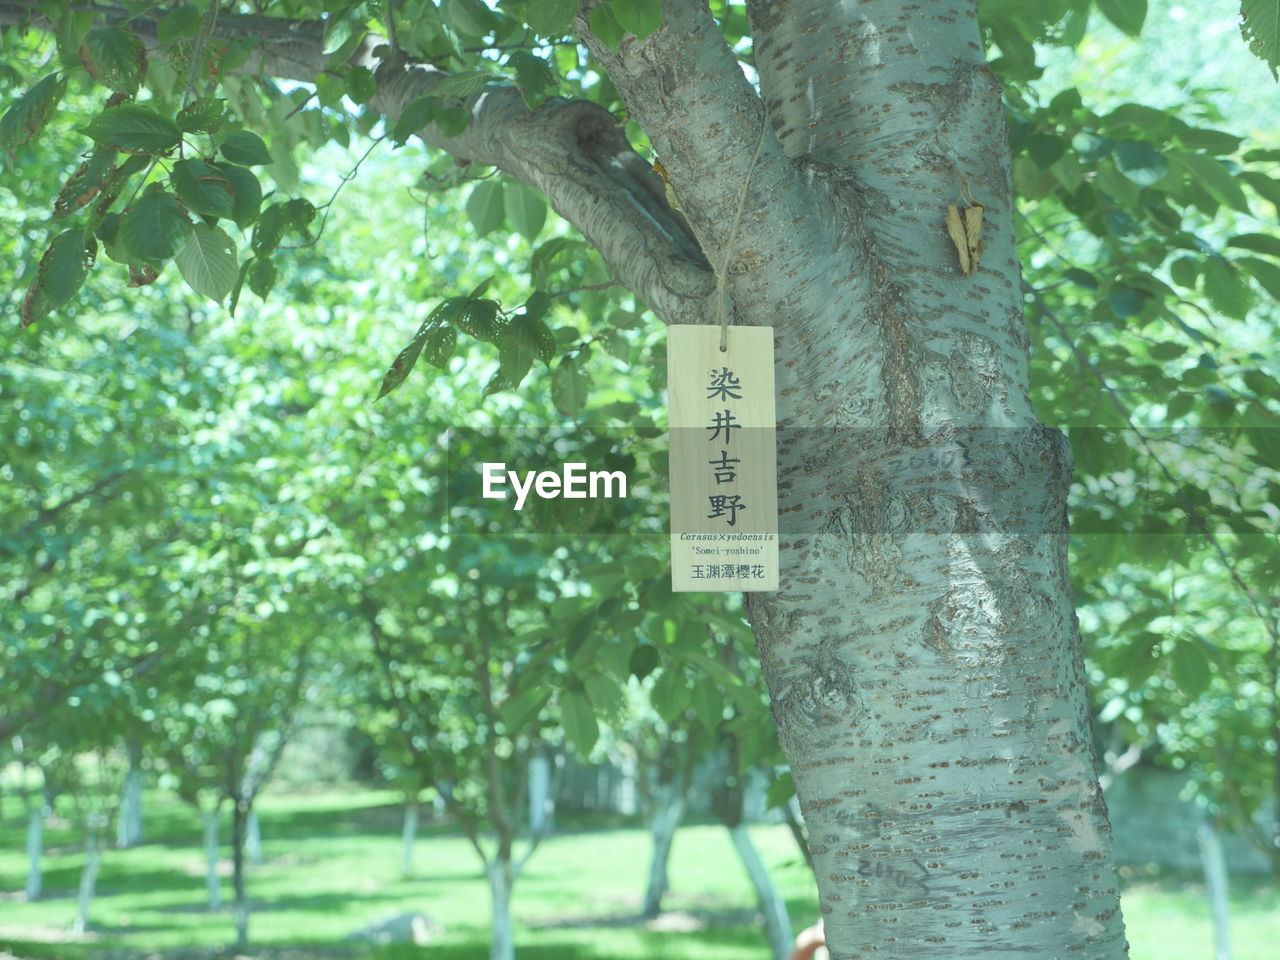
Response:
[1197,821,1232,960]
[729,823,794,960]
[485,859,516,960]
[575,3,1129,957]
[73,813,104,935]
[246,808,264,866]
[231,798,249,947]
[202,808,223,911]
[25,802,43,902]
[401,795,419,879]
[642,776,685,918]
[116,742,144,849]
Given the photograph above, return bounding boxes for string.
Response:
[716,108,770,352]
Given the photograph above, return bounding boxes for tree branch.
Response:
[0,1,715,324]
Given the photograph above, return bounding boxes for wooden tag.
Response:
[667,325,778,592]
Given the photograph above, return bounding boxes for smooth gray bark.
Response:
[116,743,144,848]
[485,860,516,960]
[246,809,263,866]
[202,809,223,911]
[729,824,794,960]
[642,779,684,918]
[528,753,553,836]
[401,797,419,879]
[25,804,43,902]
[1198,822,1231,960]
[73,813,105,935]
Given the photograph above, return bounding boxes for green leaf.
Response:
[1108,284,1145,319]
[1112,140,1167,186]
[0,72,68,154]
[508,50,557,106]
[1096,0,1147,37]
[171,158,234,219]
[20,228,94,327]
[423,324,457,369]
[1169,256,1199,289]
[118,187,192,261]
[247,256,276,298]
[552,354,589,417]
[431,69,496,99]
[213,163,263,229]
[345,65,377,105]
[84,104,182,154]
[505,183,547,242]
[628,643,659,679]
[466,180,506,236]
[435,106,471,137]
[766,771,796,810]
[175,222,238,302]
[690,680,723,732]
[612,0,663,38]
[1170,638,1211,699]
[524,0,577,35]
[1241,0,1280,79]
[1227,233,1280,258]
[252,203,287,255]
[391,95,438,145]
[1174,153,1252,214]
[219,130,273,166]
[157,3,201,44]
[81,25,146,94]
[1239,256,1280,300]
[1203,258,1254,320]
[176,96,226,134]
[456,298,500,340]
[491,320,538,392]
[560,690,599,756]
[590,2,626,52]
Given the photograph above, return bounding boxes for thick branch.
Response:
[576,0,846,334]
[0,1,715,324]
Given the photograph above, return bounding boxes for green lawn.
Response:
[0,789,1274,959]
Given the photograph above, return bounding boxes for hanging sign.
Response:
[667,325,778,592]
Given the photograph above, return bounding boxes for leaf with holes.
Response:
[118,187,192,262]
[457,299,501,341]
[53,146,118,218]
[84,104,181,154]
[176,96,226,134]
[220,129,273,166]
[0,73,68,155]
[20,229,96,327]
[247,257,276,298]
[1242,0,1280,79]
[80,25,146,94]
[175,222,238,302]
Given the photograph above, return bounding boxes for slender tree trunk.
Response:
[1198,821,1231,960]
[642,778,685,918]
[231,798,249,947]
[729,823,793,960]
[401,796,419,879]
[25,802,43,902]
[116,742,144,848]
[528,752,554,835]
[73,813,104,935]
[246,809,263,866]
[485,859,516,960]
[202,808,223,911]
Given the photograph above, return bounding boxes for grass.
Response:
[0,788,1275,959]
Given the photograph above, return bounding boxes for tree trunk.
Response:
[642,777,685,918]
[728,823,793,960]
[570,4,1130,956]
[202,808,223,911]
[115,742,144,849]
[246,809,264,866]
[1198,821,1231,960]
[528,752,554,835]
[401,796,419,879]
[25,802,43,902]
[231,798,249,947]
[485,859,516,960]
[73,813,104,935]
